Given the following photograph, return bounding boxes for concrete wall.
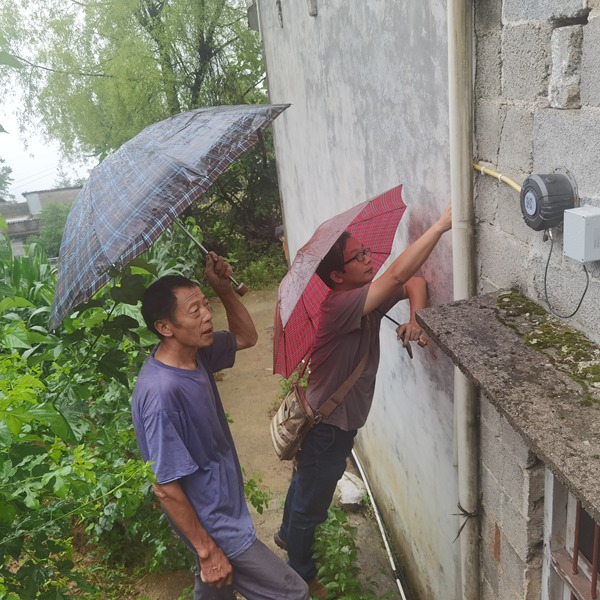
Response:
[256,2,459,598]
[474,1,600,599]
[22,187,80,216]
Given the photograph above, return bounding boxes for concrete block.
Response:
[480,395,502,431]
[500,486,532,559]
[581,16,600,107]
[533,107,600,200]
[475,0,502,33]
[476,32,502,100]
[497,534,528,596]
[481,421,506,487]
[549,25,583,109]
[503,0,589,23]
[499,416,540,468]
[477,223,530,291]
[502,24,551,102]
[480,513,501,595]
[481,576,497,600]
[498,106,535,173]
[496,176,534,244]
[529,239,600,324]
[475,100,506,163]
[481,463,502,520]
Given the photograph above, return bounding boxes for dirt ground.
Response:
[133,288,400,599]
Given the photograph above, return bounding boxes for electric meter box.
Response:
[563,206,600,263]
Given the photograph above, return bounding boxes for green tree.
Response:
[0,0,267,159]
[28,202,72,257]
[0,157,14,201]
[0,0,282,259]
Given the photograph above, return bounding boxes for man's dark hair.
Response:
[141,275,197,337]
[316,231,351,289]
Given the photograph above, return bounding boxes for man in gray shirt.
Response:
[275,205,452,598]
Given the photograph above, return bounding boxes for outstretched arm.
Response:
[394,276,428,348]
[204,252,258,350]
[364,203,451,316]
[153,480,233,588]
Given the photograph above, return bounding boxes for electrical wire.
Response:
[543,229,589,319]
[351,450,413,600]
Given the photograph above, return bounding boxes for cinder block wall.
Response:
[480,397,545,599]
[474,0,600,329]
[475,1,599,598]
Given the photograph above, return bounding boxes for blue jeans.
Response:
[278,423,357,581]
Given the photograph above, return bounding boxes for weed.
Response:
[313,507,389,600]
[243,470,271,515]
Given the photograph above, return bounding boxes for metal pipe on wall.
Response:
[447,0,480,599]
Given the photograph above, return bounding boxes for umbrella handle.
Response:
[173,219,249,297]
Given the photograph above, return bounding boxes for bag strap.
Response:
[315,315,372,419]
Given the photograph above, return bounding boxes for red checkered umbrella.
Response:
[273,185,407,378]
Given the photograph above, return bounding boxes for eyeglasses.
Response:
[343,248,372,265]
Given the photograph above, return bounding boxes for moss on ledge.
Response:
[496,291,600,406]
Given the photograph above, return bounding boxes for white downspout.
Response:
[447,1,479,600]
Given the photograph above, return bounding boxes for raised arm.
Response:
[153,480,233,588]
[204,252,258,350]
[364,203,451,316]
[394,275,428,348]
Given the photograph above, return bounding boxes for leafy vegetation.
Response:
[313,507,389,600]
[0,0,284,259]
[0,157,14,201]
[0,212,280,597]
[27,202,73,258]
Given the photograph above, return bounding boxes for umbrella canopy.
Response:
[273,185,407,378]
[50,103,289,330]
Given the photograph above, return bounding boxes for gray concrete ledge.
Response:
[416,291,600,523]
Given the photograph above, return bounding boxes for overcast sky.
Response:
[1,99,90,201]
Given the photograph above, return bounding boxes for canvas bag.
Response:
[270,348,369,461]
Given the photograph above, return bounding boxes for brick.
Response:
[475,0,502,33]
[475,100,505,163]
[476,32,502,100]
[503,0,589,23]
[498,106,534,173]
[533,107,600,199]
[549,25,583,109]
[476,223,530,291]
[502,24,551,102]
[581,16,600,107]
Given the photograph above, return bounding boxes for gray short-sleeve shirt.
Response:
[306,285,397,431]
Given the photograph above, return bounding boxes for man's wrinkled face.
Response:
[167,286,214,348]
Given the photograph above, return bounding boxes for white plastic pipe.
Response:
[352,450,410,600]
[447,0,480,599]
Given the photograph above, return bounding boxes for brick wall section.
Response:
[475,3,600,594]
[480,396,545,600]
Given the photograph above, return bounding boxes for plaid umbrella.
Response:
[273,185,407,378]
[50,103,289,330]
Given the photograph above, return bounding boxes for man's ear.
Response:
[330,270,345,285]
[155,319,173,337]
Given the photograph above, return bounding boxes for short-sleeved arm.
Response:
[200,331,236,373]
[142,409,199,484]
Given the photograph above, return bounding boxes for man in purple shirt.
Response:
[132,253,308,600]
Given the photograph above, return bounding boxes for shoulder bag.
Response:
[270,349,369,461]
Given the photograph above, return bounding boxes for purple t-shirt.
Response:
[131,331,255,559]
[306,284,399,431]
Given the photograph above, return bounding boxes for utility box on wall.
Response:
[563,206,600,263]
